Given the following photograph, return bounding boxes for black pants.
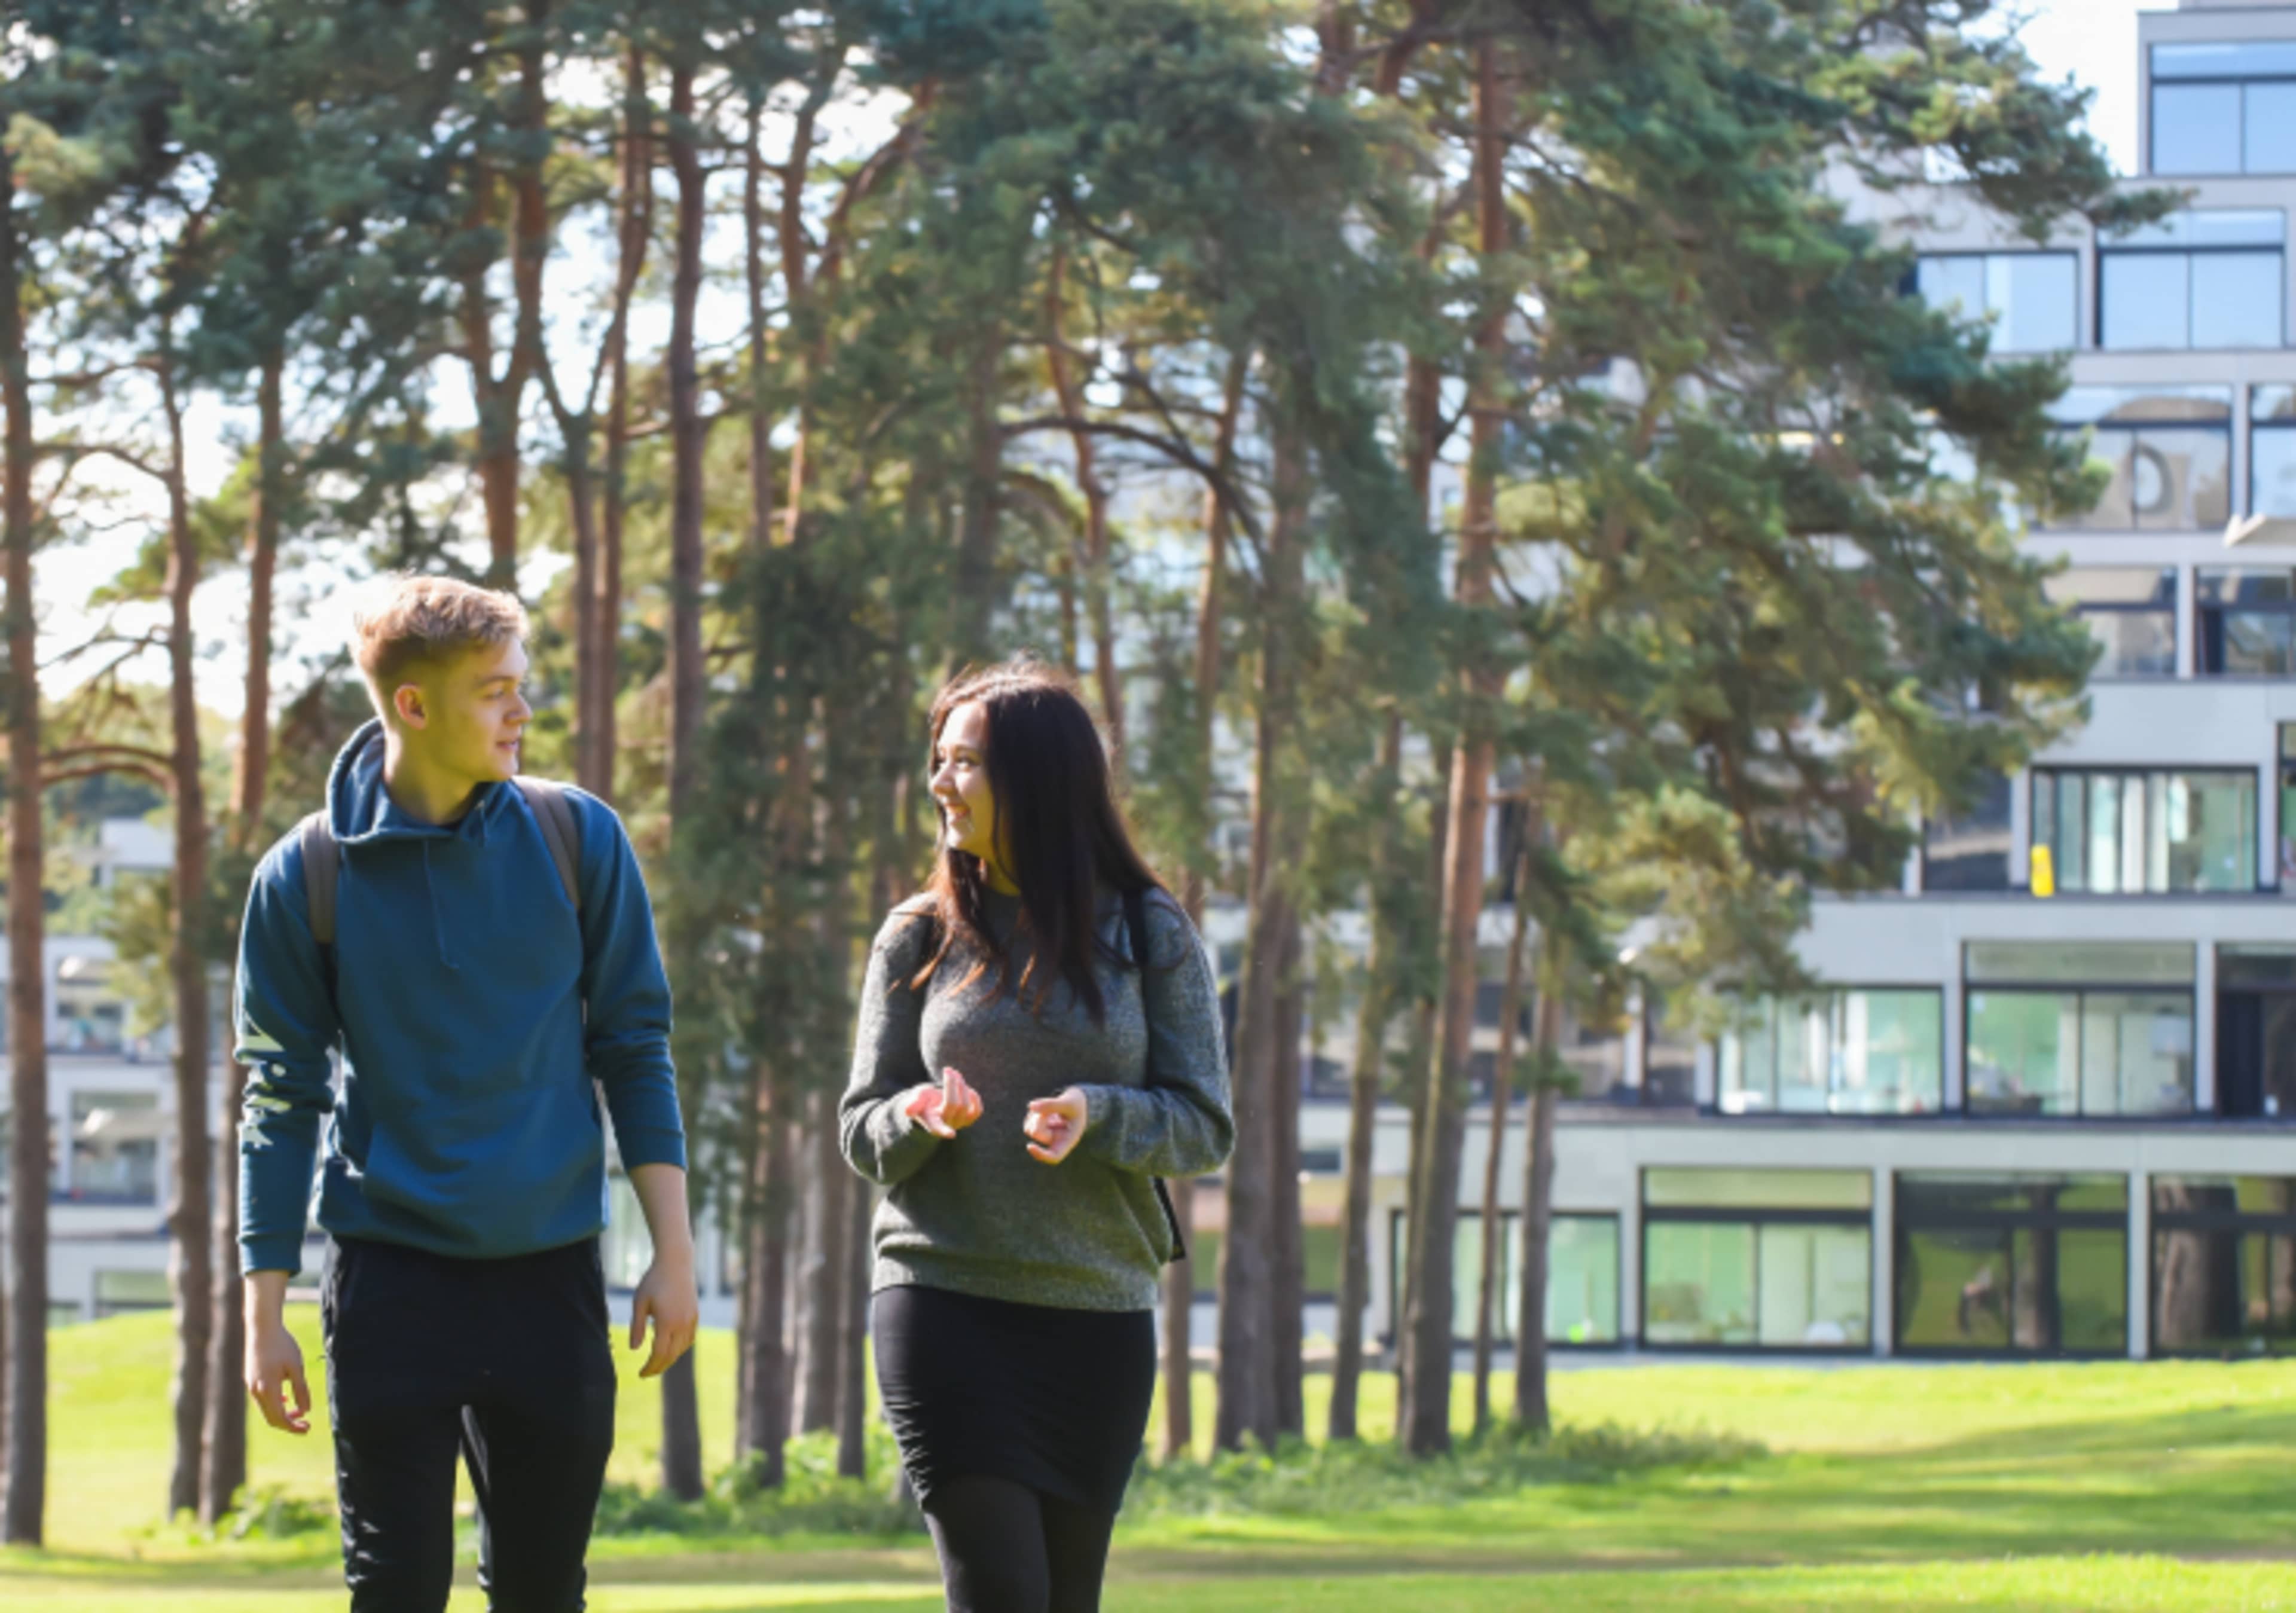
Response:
[923,1474,1119,1613]
[323,1235,618,1613]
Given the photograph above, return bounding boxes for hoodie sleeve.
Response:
[1073,892,1235,1178]
[236,834,340,1277]
[570,791,688,1172]
[839,908,942,1187]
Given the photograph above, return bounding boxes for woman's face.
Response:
[929,701,1000,870]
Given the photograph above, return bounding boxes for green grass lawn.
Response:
[6,1310,2296,1609]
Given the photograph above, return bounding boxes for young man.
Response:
[235,575,697,1612]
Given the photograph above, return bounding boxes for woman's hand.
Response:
[903,1067,983,1140]
[1023,1087,1089,1165]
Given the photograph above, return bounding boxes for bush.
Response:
[592,1430,920,1539]
[1123,1420,1764,1521]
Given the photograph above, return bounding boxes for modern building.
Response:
[1351,0,2296,1366]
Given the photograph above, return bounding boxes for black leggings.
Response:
[922,1473,1118,1613]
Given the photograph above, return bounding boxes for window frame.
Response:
[1383,1206,1623,1349]
[1961,978,2199,1120]
[2150,45,2296,176]
[2149,1175,2296,1357]
[1913,249,2081,353]
[1714,986,1946,1118]
[2097,223,2285,351]
[2251,384,2296,519]
[1893,1172,2130,1358]
[2041,386,2235,533]
[1638,1169,1874,1355]
[2029,765,2261,896]
[2195,566,2296,677]
[2048,567,2179,680]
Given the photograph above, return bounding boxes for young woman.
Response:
[840,660,1234,1613]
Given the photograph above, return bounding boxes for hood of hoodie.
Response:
[325,717,514,849]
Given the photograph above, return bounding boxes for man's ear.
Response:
[392,682,429,730]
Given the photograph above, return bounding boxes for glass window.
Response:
[1644,1168,1873,1211]
[2154,83,2243,175]
[2255,386,2296,518]
[1645,1222,1756,1345]
[1965,940,2195,986]
[1548,1214,1621,1345]
[1718,991,1943,1116]
[65,1091,158,1204]
[1895,1174,2127,1354]
[1757,1223,1871,1348]
[2100,253,2192,349]
[1641,997,1697,1107]
[1389,1211,1620,1345]
[2031,770,2256,893]
[2045,569,2176,678]
[1924,772,2011,890]
[2155,42,2296,80]
[2194,252,2286,347]
[1916,253,2077,352]
[2099,215,2285,350]
[2197,568,2296,675]
[2152,1176,2296,1356]
[1966,988,2194,1117]
[2152,48,2296,175]
[2047,386,2233,531]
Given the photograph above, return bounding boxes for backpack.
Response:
[298,778,582,958]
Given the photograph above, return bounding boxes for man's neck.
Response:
[381,732,486,826]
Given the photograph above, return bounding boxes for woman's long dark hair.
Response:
[906,658,1165,1021]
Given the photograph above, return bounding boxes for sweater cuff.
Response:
[615,1124,689,1172]
[241,1232,309,1280]
[872,1100,940,1177]
[1074,1085,1130,1163]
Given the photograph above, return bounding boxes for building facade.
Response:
[1354,0,2296,1365]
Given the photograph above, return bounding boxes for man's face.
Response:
[396,639,532,786]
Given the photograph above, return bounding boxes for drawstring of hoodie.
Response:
[420,841,460,972]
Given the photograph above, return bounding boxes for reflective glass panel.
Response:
[2102,253,2191,349]
[66,1091,158,1205]
[1916,255,1986,317]
[1965,940,2195,986]
[1898,1227,2014,1348]
[2155,42,2296,80]
[1758,1223,1871,1348]
[1967,991,2076,1115]
[1548,1215,1622,1345]
[1992,255,2078,351]
[1644,1168,1873,1211]
[2154,83,2243,175]
[2255,420,2296,519]
[2247,84,2296,174]
[2154,1228,2296,1355]
[1644,1222,1756,1345]
[2192,252,2284,347]
[2078,992,2196,1116]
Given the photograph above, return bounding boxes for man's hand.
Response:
[628,1249,700,1379]
[625,1162,700,1379]
[243,1271,312,1435]
[1023,1087,1089,1165]
[902,1067,983,1139]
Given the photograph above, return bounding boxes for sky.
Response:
[37,0,2164,724]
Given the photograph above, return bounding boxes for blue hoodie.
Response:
[234,719,687,1275]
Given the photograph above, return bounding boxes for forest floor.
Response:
[4,1312,2295,1609]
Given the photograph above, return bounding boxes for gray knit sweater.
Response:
[839,887,1234,1312]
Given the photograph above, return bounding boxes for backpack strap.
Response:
[1123,885,1189,1266]
[299,811,339,949]
[515,777,582,912]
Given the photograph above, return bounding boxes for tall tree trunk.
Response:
[1214,413,1306,1454]
[1163,350,1245,1462]
[792,1091,845,1435]
[654,57,708,1504]
[200,347,283,1525]
[1513,955,1562,1432]
[1329,712,1404,1443]
[1,161,47,1548]
[158,345,214,1517]
[746,94,776,551]
[1042,248,1122,753]
[1399,43,1508,1458]
[1471,816,1536,1434]
[588,46,649,804]
[949,331,1004,670]
[734,1058,793,1483]
[1390,775,1446,1413]
[1271,961,1305,1438]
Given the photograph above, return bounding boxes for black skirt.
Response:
[872,1284,1157,1516]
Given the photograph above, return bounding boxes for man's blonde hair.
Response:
[351,575,529,714]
